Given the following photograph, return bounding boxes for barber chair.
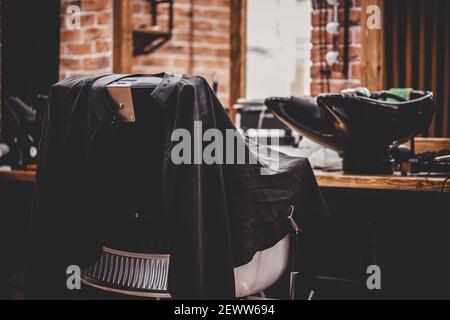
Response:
[81,76,294,299]
[265,89,435,174]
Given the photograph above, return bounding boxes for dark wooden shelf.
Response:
[133,28,169,37]
[133,28,172,55]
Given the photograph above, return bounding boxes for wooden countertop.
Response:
[0,170,36,183]
[0,169,448,193]
[314,171,449,193]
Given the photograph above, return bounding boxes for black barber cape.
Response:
[28,73,329,299]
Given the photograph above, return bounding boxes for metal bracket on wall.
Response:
[343,0,351,77]
[133,0,174,55]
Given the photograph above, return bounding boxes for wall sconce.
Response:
[325,0,340,65]
[322,0,351,76]
[133,0,174,55]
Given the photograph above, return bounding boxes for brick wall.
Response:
[310,0,362,96]
[58,0,362,103]
[59,0,231,107]
[132,0,231,107]
[59,0,114,80]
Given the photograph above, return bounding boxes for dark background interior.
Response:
[384,0,450,137]
[0,0,449,300]
[0,0,60,140]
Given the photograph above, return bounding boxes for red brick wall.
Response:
[132,0,231,107]
[58,0,363,102]
[59,0,114,80]
[310,0,362,96]
[59,0,231,107]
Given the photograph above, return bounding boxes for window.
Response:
[246,0,312,99]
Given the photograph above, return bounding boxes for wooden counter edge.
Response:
[0,170,36,183]
[314,171,449,193]
[0,170,448,192]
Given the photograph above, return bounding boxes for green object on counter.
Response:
[388,88,413,102]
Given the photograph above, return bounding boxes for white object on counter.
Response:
[276,138,343,171]
[0,143,10,157]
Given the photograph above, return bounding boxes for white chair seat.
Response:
[234,235,290,298]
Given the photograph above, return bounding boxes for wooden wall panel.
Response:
[360,0,385,91]
[384,0,450,137]
[229,0,246,121]
[113,0,133,74]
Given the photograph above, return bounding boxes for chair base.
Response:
[82,235,292,299]
[82,247,171,299]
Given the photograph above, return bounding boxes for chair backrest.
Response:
[93,79,172,254]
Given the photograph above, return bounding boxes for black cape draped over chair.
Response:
[27,73,329,299]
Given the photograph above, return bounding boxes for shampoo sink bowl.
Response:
[265,90,435,174]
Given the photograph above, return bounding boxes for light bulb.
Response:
[326,22,340,35]
[325,51,339,65]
